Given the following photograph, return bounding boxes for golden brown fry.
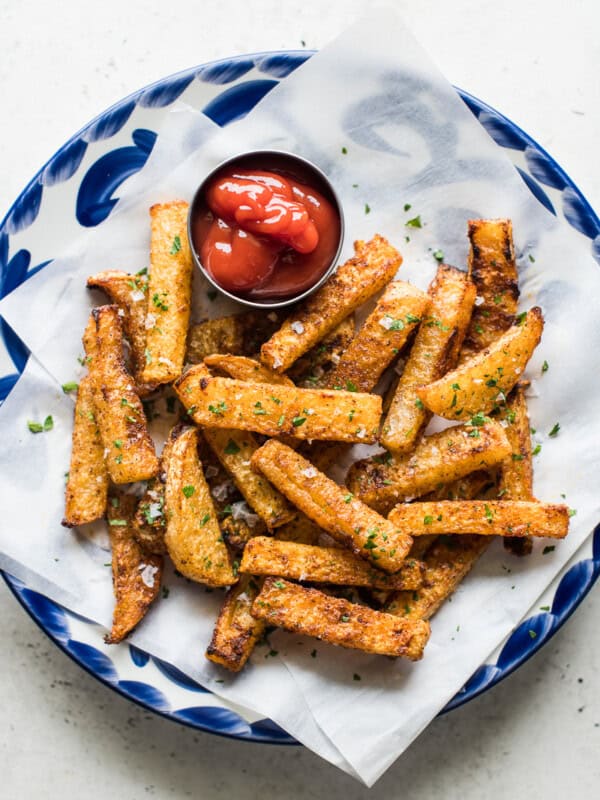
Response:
[261,235,402,372]
[386,535,489,620]
[62,376,108,527]
[289,315,355,388]
[175,364,381,443]
[240,536,424,590]
[274,513,323,545]
[326,280,430,393]
[105,492,163,644]
[139,201,193,384]
[389,500,569,539]
[499,387,535,555]
[251,578,430,660]
[164,426,235,586]
[205,575,266,672]
[204,354,294,386]
[417,308,544,420]
[461,219,519,360]
[203,427,295,529]
[86,306,158,483]
[251,440,412,572]
[186,311,284,364]
[381,265,476,454]
[86,269,151,391]
[347,421,511,512]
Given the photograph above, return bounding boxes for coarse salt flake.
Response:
[302,466,317,478]
[130,289,145,303]
[474,295,484,306]
[291,321,305,334]
[379,315,393,330]
[138,563,159,588]
[231,501,259,527]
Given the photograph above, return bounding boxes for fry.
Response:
[164,427,235,586]
[326,280,430,393]
[386,535,489,620]
[105,492,162,643]
[87,269,151,391]
[62,375,108,527]
[274,512,323,545]
[381,265,476,453]
[186,311,284,363]
[251,440,413,572]
[175,363,381,443]
[204,354,294,386]
[417,308,544,420]
[240,536,424,590]
[261,235,401,372]
[347,421,511,512]
[289,315,355,388]
[86,306,158,483]
[498,387,535,555]
[205,575,266,672]
[251,578,430,660]
[139,201,193,384]
[461,219,519,361]
[203,427,295,529]
[389,500,569,539]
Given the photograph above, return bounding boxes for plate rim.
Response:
[1,48,599,745]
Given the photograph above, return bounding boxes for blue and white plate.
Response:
[1,51,599,743]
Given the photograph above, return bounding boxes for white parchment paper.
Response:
[1,10,599,786]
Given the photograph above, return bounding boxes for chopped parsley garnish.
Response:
[199,513,211,527]
[468,428,480,438]
[224,439,241,455]
[208,401,227,416]
[346,380,358,392]
[568,508,577,517]
[528,630,537,639]
[277,414,285,427]
[344,494,353,504]
[182,485,195,498]
[405,313,421,324]
[274,580,285,589]
[415,398,424,409]
[292,416,307,427]
[340,614,350,623]
[532,443,542,456]
[170,235,182,254]
[539,605,550,612]
[484,504,493,522]
[528,254,535,263]
[548,422,560,437]
[403,203,411,212]
[341,146,348,154]
[405,215,422,228]
[432,249,444,262]
[152,292,169,311]
[115,454,123,464]
[515,311,527,325]
[108,519,128,527]
[144,348,152,364]
[387,317,405,331]
[423,515,434,525]
[28,415,54,434]
[61,382,78,393]
[470,412,489,427]
[543,545,555,555]
[451,383,460,391]
[512,453,524,461]
[253,401,267,415]
[542,360,549,373]
[113,439,123,449]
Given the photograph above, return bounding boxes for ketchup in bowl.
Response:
[189,152,343,307]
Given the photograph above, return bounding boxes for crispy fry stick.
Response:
[347,421,511,512]
[86,306,158,483]
[62,375,108,527]
[289,315,355,388]
[417,308,544,420]
[86,269,151,390]
[386,535,490,620]
[326,280,430,393]
[205,575,266,672]
[204,354,294,386]
[381,265,476,453]
[261,235,402,372]
[240,537,424,590]
[389,500,569,539]
[105,492,163,643]
[251,440,413,572]
[273,513,323,545]
[186,311,284,364]
[139,201,193,384]
[460,219,519,361]
[175,364,381,443]
[499,387,535,555]
[164,427,235,586]
[251,578,430,660]
[203,427,295,529]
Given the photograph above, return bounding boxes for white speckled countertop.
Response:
[1,1,599,796]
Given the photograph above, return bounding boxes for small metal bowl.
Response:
[187,149,345,309]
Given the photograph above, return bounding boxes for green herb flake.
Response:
[532,443,542,456]
[277,414,285,427]
[415,398,424,409]
[405,215,422,228]
[542,360,549,373]
[170,235,182,255]
[364,203,371,215]
[468,429,481,438]
[403,203,411,212]
[432,249,444,262]
[346,380,358,392]
[568,508,577,518]
[108,519,128,527]
[274,580,285,589]
[548,422,560,437]
[115,454,123,464]
[539,605,550,611]
[292,416,307,427]
[543,545,555,555]
[208,401,227,416]
[224,439,241,455]
[484,504,493,522]
[528,254,535,263]
[515,311,527,326]
[152,292,169,311]
[512,453,524,461]
[61,382,79,393]
[344,494,353,504]
[423,515,434,525]
[182,485,195,498]
[144,348,152,364]
[340,614,350,623]
[528,630,537,639]
[27,421,44,433]
[199,513,210,527]
[341,146,348,154]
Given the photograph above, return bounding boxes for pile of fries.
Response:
[63,203,570,670]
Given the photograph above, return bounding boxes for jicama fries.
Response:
[206,575,266,672]
[251,440,413,573]
[347,421,511,512]
[252,578,430,660]
[326,280,430,392]
[175,363,381,443]
[62,376,108,527]
[105,492,163,643]
[261,235,401,372]
[140,201,193,384]
[381,265,476,453]
[417,308,544,420]
[186,310,284,364]
[204,354,294,386]
[388,500,569,539]
[85,306,159,483]
[240,536,424,590]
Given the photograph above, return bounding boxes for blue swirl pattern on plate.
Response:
[1,52,599,746]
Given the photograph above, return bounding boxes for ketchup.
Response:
[191,160,341,301]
